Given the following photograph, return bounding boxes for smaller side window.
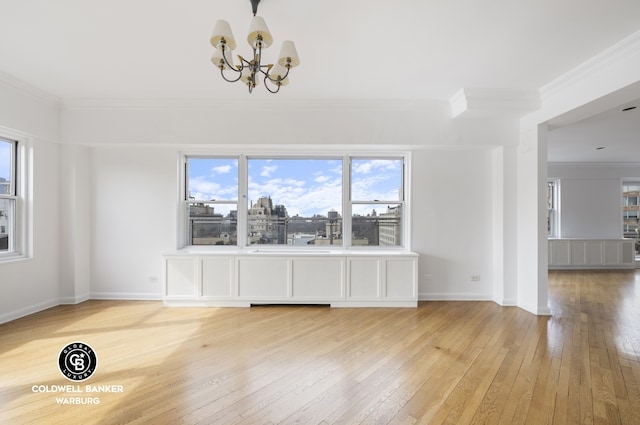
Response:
[186,157,238,246]
[0,138,17,254]
[622,182,640,256]
[351,158,404,247]
[547,180,558,238]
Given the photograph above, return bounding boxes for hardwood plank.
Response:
[2,271,640,424]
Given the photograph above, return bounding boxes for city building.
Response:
[188,203,236,245]
[248,196,287,244]
[0,178,9,250]
[378,205,402,246]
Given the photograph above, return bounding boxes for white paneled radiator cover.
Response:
[548,239,635,270]
[164,251,418,307]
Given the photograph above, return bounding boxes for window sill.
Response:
[0,252,30,264]
[169,246,416,257]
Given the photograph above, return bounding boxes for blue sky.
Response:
[0,141,11,183]
[188,158,402,217]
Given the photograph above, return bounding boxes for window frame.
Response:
[349,157,406,247]
[183,156,239,247]
[179,151,411,251]
[547,179,559,238]
[622,181,640,243]
[0,136,23,260]
[247,156,344,247]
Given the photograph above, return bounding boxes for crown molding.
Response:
[548,161,640,168]
[0,70,60,106]
[60,98,447,112]
[449,87,540,118]
[540,30,640,104]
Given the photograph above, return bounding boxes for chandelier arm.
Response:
[265,62,291,83]
[263,73,282,93]
[220,68,243,83]
[219,43,248,79]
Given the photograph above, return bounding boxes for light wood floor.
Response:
[2,270,640,425]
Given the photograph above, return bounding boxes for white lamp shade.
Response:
[241,68,259,87]
[247,16,273,48]
[211,47,235,70]
[268,63,289,86]
[277,40,300,67]
[210,20,236,50]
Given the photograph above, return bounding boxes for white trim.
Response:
[540,30,640,103]
[519,303,552,316]
[494,298,518,307]
[61,98,444,112]
[59,294,91,305]
[419,292,493,301]
[450,88,540,118]
[0,298,59,325]
[90,292,163,301]
[0,70,60,106]
[549,162,640,168]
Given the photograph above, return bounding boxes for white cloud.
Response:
[212,165,232,174]
[260,165,278,177]
[189,177,237,200]
[248,175,342,217]
[352,162,372,174]
[352,159,400,174]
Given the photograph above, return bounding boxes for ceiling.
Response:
[1,0,639,161]
[548,96,640,163]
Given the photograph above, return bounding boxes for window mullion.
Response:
[343,155,352,247]
[237,155,248,248]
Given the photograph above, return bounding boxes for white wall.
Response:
[1,32,639,322]
[57,100,502,302]
[0,76,61,323]
[413,147,494,300]
[59,144,92,303]
[82,143,497,301]
[60,99,451,146]
[90,147,177,299]
[549,163,640,239]
[0,86,511,320]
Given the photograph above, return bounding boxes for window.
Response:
[622,182,640,255]
[351,159,404,246]
[186,158,238,246]
[247,158,342,245]
[182,154,408,249]
[547,180,558,238]
[0,138,16,254]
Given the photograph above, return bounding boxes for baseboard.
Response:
[493,297,518,307]
[419,292,493,301]
[90,292,163,301]
[419,293,548,315]
[549,265,635,270]
[0,298,60,325]
[59,293,91,305]
[517,302,552,316]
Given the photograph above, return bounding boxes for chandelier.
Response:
[210,0,300,94]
